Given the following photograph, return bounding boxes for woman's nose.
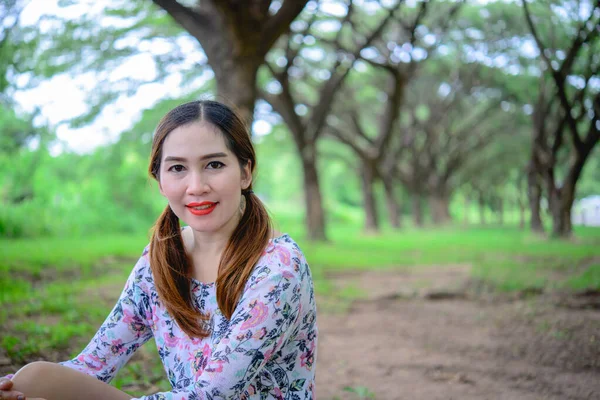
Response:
[186,171,209,195]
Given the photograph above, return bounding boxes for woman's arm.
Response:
[59,252,154,382]
[10,361,131,400]
[1,251,155,400]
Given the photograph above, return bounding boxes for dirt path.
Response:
[3,264,599,399]
[316,266,600,400]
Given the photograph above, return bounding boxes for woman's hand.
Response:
[0,377,25,400]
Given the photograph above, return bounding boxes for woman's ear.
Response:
[241,160,252,190]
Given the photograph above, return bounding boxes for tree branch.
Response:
[327,124,368,159]
[309,4,397,142]
[261,0,310,56]
[151,0,212,41]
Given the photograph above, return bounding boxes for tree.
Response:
[391,62,520,225]
[8,1,308,131]
[328,0,463,232]
[261,1,395,240]
[153,0,309,123]
[523,0,600,237]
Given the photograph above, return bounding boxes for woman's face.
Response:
[158,121,251,238]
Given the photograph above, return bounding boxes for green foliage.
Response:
[0,0,596,243]
[0,106,37,153]
[343,386,376,399]
[563,264,600,291]
[576,146,600,198]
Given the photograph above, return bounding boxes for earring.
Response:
[240,193,247,215]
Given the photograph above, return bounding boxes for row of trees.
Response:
[1,0,599,239]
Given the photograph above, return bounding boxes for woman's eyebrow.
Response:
[163,152,228,162]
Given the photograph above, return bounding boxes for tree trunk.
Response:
[478,192,486,225]
[430,192,451,225]
[300,146,327,241]
[213,60,259,124]
[527,161,544,233]
[412,192,423,227]
[463,195,469,226]
[519,199,526,230]
[497,196,504,226]
[550,201,572,237]
[548,187,573,238]
[361,161,379,233]
[382,176,400,229]
[548,148,592,238]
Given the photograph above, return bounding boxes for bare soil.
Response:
[3,264,599,399]
[315,265,600,400]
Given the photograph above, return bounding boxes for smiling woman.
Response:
[2,100,318,400]
[157,121,252,246]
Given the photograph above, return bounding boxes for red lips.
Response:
[186,201,218,216]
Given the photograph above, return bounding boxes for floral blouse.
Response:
[59,234,317,399]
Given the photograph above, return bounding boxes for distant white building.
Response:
[572,195,600,227]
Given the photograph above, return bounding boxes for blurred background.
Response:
[1,0,599,399]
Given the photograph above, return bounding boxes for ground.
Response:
[316,266,600,400]
[2,264,599,399]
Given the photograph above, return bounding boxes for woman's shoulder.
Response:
[264,233,305,260]
[251,233,309,281]
[128,244,153,284]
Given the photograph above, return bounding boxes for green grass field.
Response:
[1,223,599,396]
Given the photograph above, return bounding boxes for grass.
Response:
[0,234,148,307]
[300,225,600,293]
[563,263,600,291]
[0,223,599,397]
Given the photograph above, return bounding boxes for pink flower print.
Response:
[205,359,225,373]
[181,335,201,352]
[236,333,246,341]
[263,349,274,361]
[129,321,146,336]
[144,307,152,322]
[247,384,256,395]
[301,341,315,370]
[278,247,291,266]
[191,343,211,378]
[163,332,179,347]
[122,308,135,324]
[81,354,106,371]
[273,387,284,400]
[110,339,124,355]
[263,242,276,255]
[241,301,268,330]
[253,327,267,340]
[153,307,169,329]
[121,310,146,335]
[281,270,295,280]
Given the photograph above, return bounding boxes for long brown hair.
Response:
[148,100,272,338]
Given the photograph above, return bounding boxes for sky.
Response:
[13,0,351,155]
[12,0,384,155]
[14,0,205,154]
[14,0,587,155]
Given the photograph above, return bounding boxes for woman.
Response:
[0,100,318,400]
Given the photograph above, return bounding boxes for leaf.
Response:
[282,303,292,319]
[290,379,306,392]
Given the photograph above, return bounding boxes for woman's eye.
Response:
[207,161,225,169]
[168,164,185,172]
